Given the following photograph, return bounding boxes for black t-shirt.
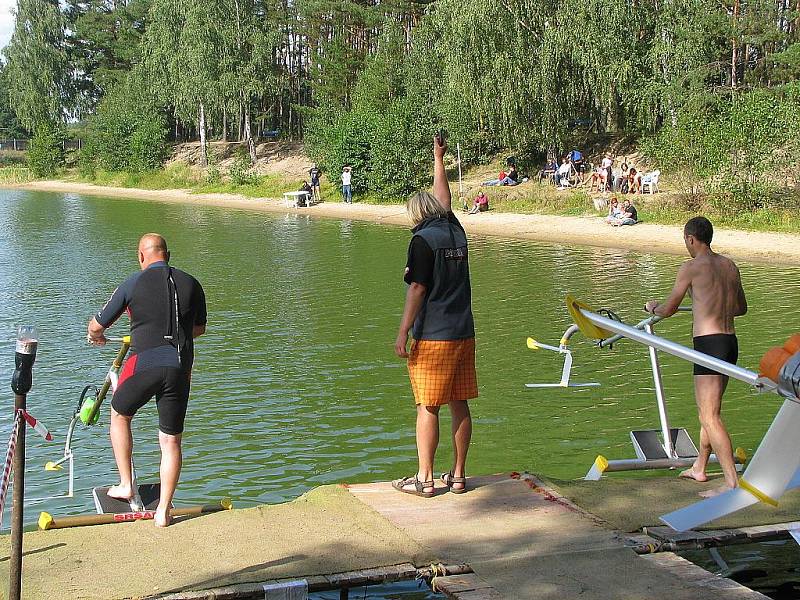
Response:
[625,204,638,221]
[404,236,434,288]
[309,168,320,184]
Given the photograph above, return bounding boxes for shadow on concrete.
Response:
[0,543,67,562]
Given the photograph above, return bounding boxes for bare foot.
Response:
[699,485,735,498]
[154,508,172,527]
[678,468,708,483]
[107,484,134,500]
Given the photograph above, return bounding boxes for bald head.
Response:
[138,233,170,269]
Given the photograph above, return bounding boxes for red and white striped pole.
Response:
[9,326,37,600]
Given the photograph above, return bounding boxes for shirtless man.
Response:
[645,216,747,496]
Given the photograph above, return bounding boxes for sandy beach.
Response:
[8,179,800,265]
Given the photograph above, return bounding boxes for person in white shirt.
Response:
[556,158,572,188]
[341,166,352,203]
[601,154,613,192]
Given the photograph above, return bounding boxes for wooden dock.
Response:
[0,472,789,599]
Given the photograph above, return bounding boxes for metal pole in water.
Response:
[339,587,349,599]
[645,322,674,458]
[9,326,38,600]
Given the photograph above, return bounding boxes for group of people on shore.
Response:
[295,165,353,205]
[87,137,745,525]
[541,151,655,195]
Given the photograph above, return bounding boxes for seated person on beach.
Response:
[604,197,623,223]
[483,168,507,186]
[556,159,572,188]
[589,166,608,192]
[539,158,558,184]
[618,162,630,193]
[611,198,638,226]
[627,167,641,194]
[468,191,489,214]
[296,181,312,206]
[502,165,520,186]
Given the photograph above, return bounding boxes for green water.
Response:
[0,190,798,525]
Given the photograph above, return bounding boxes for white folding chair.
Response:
[642,170,660,194]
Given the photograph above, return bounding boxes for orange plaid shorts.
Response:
[407,338,478,406]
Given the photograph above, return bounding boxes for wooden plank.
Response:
[442,590,505,600]
[434,574,504,599]
[642,553,770,599]
[323,564,417,588]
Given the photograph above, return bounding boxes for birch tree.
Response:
[3,0,70,130]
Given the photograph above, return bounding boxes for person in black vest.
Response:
[87,234,207,526]
[393,134,477,497]
[308,164,321,202]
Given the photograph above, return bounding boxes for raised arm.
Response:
[645,262,693,318]
[433,135,451,212]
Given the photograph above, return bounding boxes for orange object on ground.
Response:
[407,338,478,406]
[760,347,791,382]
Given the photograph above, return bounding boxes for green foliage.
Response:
[27,122,65,177]
[82,82,168,172]
[65,0,151,114]
[369,98,433,197]
[641,84,800,209]
[305,105,377,196]
[228,150,258,186]
[3,0,70,131]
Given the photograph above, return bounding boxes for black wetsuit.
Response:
[96,261,207,434]
[693,334,738,376]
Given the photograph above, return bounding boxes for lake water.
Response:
[0,190,798,528]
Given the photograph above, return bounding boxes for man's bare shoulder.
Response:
[710,252,741,274]
[679,257,702,275]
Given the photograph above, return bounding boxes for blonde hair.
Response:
[406,191,447,226]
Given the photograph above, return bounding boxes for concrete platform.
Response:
[348,475,768,599]
[0,473,779,599]
[546,473,800,532]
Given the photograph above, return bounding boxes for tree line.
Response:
[2,0,799,201]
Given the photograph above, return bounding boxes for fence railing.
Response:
[0,139,83,152]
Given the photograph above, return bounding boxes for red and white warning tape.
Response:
[0,410,53,528]
[21,410,53,442]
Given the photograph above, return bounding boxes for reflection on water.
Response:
[682,540,800,599]
[0,191,799,526]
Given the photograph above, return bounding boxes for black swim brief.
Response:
[693,334,738,376]
[111,366,191,435]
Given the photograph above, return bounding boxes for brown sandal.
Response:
[441,471,467,494]
[392,476,435,498]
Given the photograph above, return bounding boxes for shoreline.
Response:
[7,179,800,264]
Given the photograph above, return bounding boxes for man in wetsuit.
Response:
[645,217,747,496]
[87,234,207,526]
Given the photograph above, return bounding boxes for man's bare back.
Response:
[683,252,747,336]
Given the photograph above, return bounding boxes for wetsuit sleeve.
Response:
[95,273,138,328]
[404,236,434,287]
[193,280,207,326]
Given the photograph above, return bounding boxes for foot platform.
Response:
[93,484,161,514]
